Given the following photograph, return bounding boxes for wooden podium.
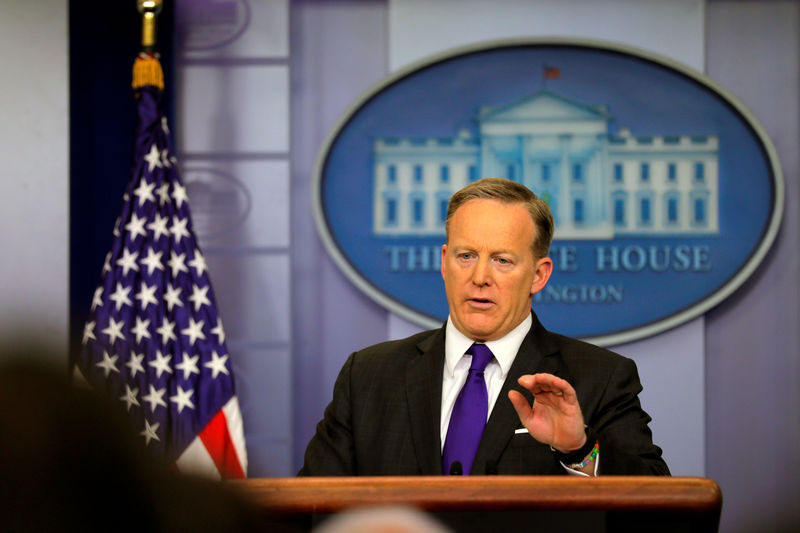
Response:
[230,476,722,532]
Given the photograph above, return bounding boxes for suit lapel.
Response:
[406,327,446,475]
[471,312,559,474]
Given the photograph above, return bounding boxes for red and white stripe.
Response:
[176,396,247,479]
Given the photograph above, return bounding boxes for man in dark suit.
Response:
[301,178,669,476]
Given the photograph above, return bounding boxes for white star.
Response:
[120,385,140,412]
[113,217,121,237]
[167,251,189,278]
[144,144,163,172]
[126,352,145,378]
[82,321,96,344]
[102,252,112,273]
[96,351,119,377]
[140,248,164,276]
[140,419,160,446]
[124,212,148,240]
[135,282,159,309]
[147,212,170,241]
[172,183,188,208]
[132,179,156,206]
[149,350,173,379]
[204,351,229,379]
[116,248,140,276]
[108,282,133,311]
[161,116,170,134]
[181,318,206,345]
[131,316,151,343]
[175,352,200,380]
[156,317,177,344]
[188,250,208,276]
[142,385,167,412]
[188,284,211,312]
[170,386,195,414]
[156,182,170,206]
[91,286,103,311]
[170,216,190,243]
[211,319,225,345]
[163,283,183,311]
[101,317,125,344]
[161,149,171,168]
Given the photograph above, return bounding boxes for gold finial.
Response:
[137,0,163,50]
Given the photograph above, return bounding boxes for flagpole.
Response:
[137,0,163,51]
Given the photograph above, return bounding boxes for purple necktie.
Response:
[442,343,494,475]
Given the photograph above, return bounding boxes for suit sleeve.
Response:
[298,353,357,476]
[591,357,671,475]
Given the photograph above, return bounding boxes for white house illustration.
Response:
[372,90,718,240]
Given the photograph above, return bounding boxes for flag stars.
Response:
[188,250,208,276]
[205,351,229,379]
[161,149,171,168]
[211,319,225,345]
[168,251,189,279]
[163,283,183,311]
[101,317,126,344]
[156,317,177,344]
[102,252,112,274]
[120,385,140,412]
[140,248,165,276]
[140,419,160,446]
[156,182,170,206]
[147,212,170,241]
[91,286,104,311]
[170,216,190,243]
[109,282,133,311]
[96,351,120,377]
[149,350,173,379]
[170,386,195,414]
[144,144,163,172]
[189,284,211,311]
[181,318,206,345]
[172,183,188,208]
[125,213,148,240]
[133,179,156,206]
[127,352,145,378]
[116,248,140,276]
[142,385,167,412]
[176,352,200,380]
[82,321,96,344]
[135,282,159,310]
[131,316,152,343]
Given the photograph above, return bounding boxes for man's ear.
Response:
[530,256,553,296]
[440,244,448,280]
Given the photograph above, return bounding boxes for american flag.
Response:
[74,53,247,479]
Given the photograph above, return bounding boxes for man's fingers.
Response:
[508,390,532,419]
[518,373,578,402]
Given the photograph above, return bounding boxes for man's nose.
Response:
[471,257,491,286]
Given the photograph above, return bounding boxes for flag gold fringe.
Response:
[132,53,164,91]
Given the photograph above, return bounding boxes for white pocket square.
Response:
[514,428,528,434]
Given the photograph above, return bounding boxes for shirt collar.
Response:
[444,313,532,378]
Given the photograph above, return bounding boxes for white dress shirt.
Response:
[439,313,598,476]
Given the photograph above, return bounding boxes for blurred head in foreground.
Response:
[0,339,258,533]
[314,506,452,533]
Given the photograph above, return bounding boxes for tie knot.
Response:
[467,343,493,372]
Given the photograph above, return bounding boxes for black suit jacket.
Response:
[300,312,669,476]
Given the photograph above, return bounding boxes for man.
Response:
[301,178,668,476]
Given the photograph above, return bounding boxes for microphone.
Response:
[485,460,498,475]
[449,461,463,475]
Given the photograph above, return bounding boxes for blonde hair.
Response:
[445,178,554,258]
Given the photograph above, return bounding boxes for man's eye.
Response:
[458,253,473,260]
[496,257,510,264]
